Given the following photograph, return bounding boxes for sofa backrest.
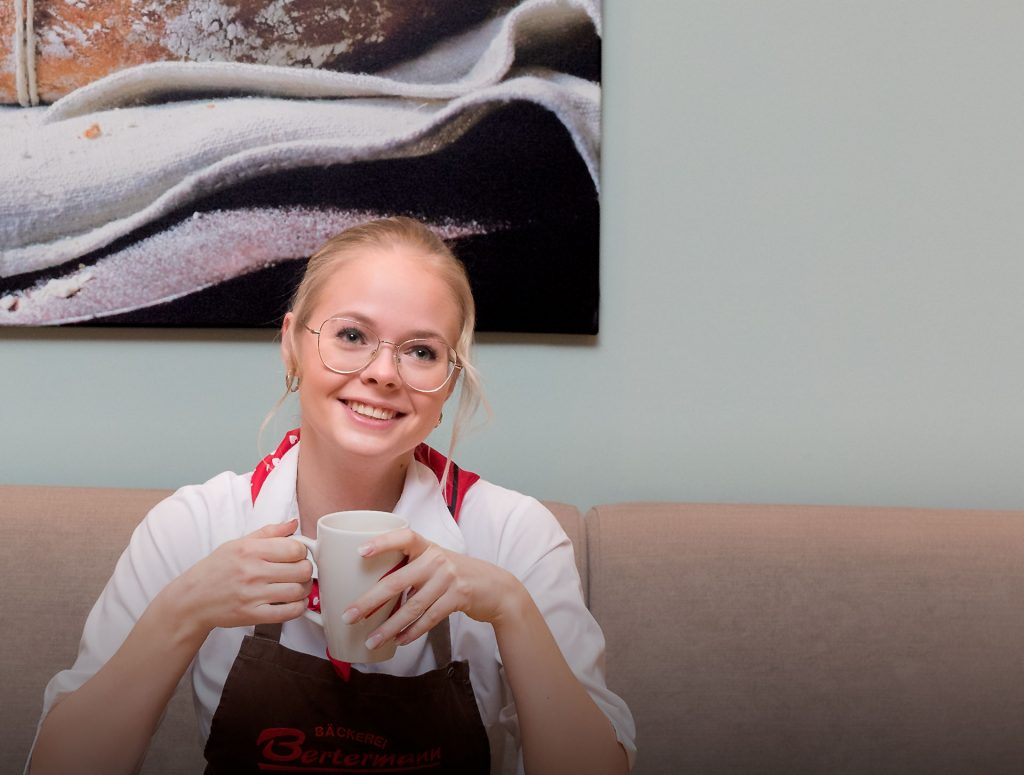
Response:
[546,500,588,599]
[4,485,205,774]
[12,487,1024,775]
[585,501,1024,775]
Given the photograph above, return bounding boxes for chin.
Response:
[330,431,421,466]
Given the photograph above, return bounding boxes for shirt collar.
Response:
[251,441,466,555]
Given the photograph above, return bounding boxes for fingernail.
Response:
[365,634,384,650]
[357,544,372,557]
[341,608,359,625]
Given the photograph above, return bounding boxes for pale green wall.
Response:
[4,1,1024,510]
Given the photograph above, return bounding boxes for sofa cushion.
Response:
[585,501,1024,775]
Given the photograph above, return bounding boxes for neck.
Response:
[294,432,410,538]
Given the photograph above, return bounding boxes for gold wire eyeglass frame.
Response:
[303,317,461,393]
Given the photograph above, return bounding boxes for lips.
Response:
[342,400,403,421]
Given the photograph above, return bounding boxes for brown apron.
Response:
[203,618,491,773]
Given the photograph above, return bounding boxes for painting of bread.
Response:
[1,0,516,104]
[0,0,601,332]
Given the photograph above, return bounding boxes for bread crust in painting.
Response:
[0,0,512,104]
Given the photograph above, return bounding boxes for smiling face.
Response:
[282,245,463,470]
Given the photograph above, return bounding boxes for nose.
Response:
[360,341,402,388]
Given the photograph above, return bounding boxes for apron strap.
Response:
[413,444,480,523]
[254,622,283,642]
[428,616,453,667]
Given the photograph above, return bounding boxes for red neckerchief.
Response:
[251,428,479,680]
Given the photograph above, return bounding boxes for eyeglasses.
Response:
[303,317,461,393]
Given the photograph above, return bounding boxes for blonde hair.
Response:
[267,216,486,477]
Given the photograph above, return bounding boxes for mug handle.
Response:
[294,535,323,627]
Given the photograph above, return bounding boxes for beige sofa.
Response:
[5,486,1024,774]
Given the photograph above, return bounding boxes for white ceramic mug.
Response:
[295,510,408,663]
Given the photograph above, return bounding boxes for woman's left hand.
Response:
[349,528,630,774]
[343,528,524,651]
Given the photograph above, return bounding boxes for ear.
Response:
[280,311,297,371]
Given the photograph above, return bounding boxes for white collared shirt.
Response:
[37,442,636,773]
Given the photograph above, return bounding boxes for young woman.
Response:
[29,217,635,774]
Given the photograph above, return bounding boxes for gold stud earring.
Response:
[286,372,300,392]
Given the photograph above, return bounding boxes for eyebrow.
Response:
[332,312,448,342]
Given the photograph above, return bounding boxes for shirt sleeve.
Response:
[463,486,638,771]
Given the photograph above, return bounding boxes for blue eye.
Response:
[336,326,369,346]
[404,342,439,362]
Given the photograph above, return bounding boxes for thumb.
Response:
[248,518,299,539]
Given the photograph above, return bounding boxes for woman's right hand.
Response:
[165,518,313,637]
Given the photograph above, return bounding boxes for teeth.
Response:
[347,401,397,420]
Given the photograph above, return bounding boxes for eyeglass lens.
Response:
[317,318,455,391]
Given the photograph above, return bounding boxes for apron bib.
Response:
[203,620,490,773]
[203,430,490,773]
